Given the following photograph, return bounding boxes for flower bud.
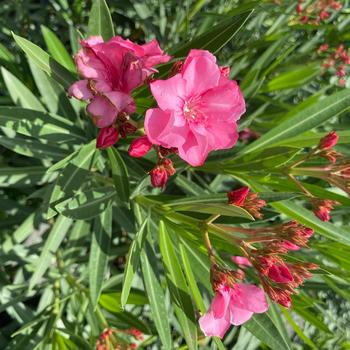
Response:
[220,66,230,77]
[231,256,252,267]
[268,264,294,283]
[314,206,331,221]
[96,126,119,149]
[128,136,152,158]
[227,187,250,206]
[318,131,338,150]
[150,167,168,188]
[161,158,176,176]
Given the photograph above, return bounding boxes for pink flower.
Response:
[231,256,252,267]
[128,136,153,158]
[69,36,171,128]
[145,49,245,166]
[96,126,119,149]
[199,283,268,338]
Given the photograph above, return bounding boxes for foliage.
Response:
[1,0,350,349]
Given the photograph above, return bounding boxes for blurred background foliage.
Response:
[1,0,350,349]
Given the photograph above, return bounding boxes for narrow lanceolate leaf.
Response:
[159,221,198,350]
[29,215,73,290]
[0,107,85,143]
[54,186,117,220]
[272,201,350,246]
[1,67,45,111]
[89,205,112,308]
[12,33,76,89]
[172,10,254,57]
[244,313,292,350]
[240,88,350,155]
[47,141,97,219]
[140,242,172,349]
[107,148,130,205]
[120,219,148,308]
[88,0,115,41]
[41,25,76,73]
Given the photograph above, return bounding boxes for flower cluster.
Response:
[69,37,246,188]
[318,44,350,86]
[295,0,342,25]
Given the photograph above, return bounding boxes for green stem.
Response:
[205,214,220,224]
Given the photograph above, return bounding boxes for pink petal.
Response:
[282,240,300,251]
[80,36,104,47]
[104,91,135,115]
[141,39,171,67]
[200,80,246,123]
[178,130,209,167]
[182,55,220,96]
[211,288,231,319]
[232,284,269,313]
[68,80,93,100]
[199,310,230,338]
[150,74,186,111]
[145,108,187,148]
[230,306,254,326]
[231,256,252,267]
[87,96,117,128]
[205,121,239,151]
[182,49,217,72]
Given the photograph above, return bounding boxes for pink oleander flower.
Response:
[145,49,246,166]
[69,35,171,128]
[128,135,153,158]
[96,126,119,149]
[231,256,252,267]
[199,283,268,338]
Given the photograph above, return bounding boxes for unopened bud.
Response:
[128,135,152,158]
[96,126,119,149]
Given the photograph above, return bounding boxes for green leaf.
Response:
[89,205,112,308]
[88,0,115,41]
[264,64,320,92]
[0,107,85,143]
[29,215,73,290]
[140,241,172,349]
[13,33,76,89]
[0,135,70,161]
[28,59,77,120]
[240,88,350,155]
[171,10,254,57]
[41,25,76,73]
[107,148,130,205]
[1,67,45,111]
[47,140,97,218]
[0,166,50,188]
[120,219,148,308]
[173,203,254,220]
[244,313,292,350]
[159,221,198,350]
[54,186,117,220]
[272,201,350,246]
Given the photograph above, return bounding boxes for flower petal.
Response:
[68,80,93,100]
[87,96,117,128]
[182,55,220,96]
[233,284,269,313]
[230,306,254,326]
[150,74,186,111]
[199,310,231,338]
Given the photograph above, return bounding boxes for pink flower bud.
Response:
[318,43,329,53]
[96,126,119,149]
[128,136,152,158]
[314,206,330,221]
[150,167,168,188]
[318,131,338,150]
[220,66,230,77]
[161,158,176,176]
[282,240,300,251]
[296,4,303,13]
[319,10,329,20]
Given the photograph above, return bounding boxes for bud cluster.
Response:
[239,221,317,308]
[295,0,342,26]
[95,327,144,350]
[318,44,350,87]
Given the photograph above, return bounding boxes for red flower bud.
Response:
[296,4,303,13]
[220,66,230,77]
[227,187,249,206]
[319,10,329,20]
[150,167,168,188]
[96,126,119,149]
[268,264,294,283]
[128,135,152,158]
[318,131,338,150]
